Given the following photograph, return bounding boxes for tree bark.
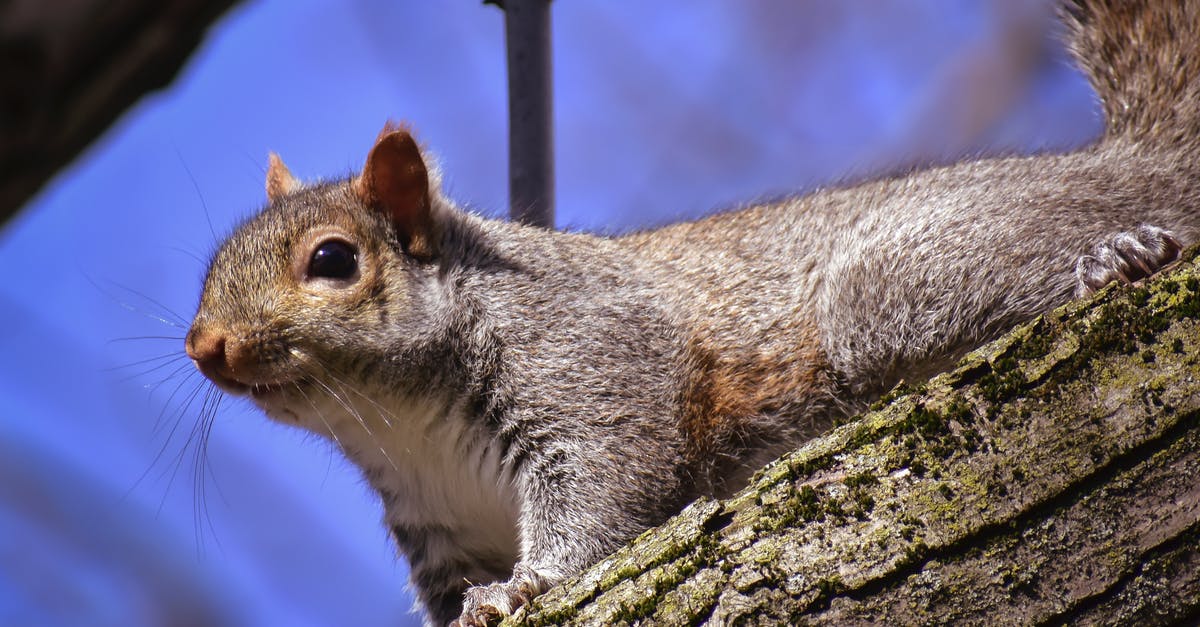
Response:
[509,251,1200,625]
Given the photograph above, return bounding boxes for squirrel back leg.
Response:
[1074,224,1182,297]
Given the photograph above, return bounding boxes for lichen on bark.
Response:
[508,252,1200,626]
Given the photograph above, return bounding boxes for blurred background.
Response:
[0,1,1100,625]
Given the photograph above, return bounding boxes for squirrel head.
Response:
[185,123,449,409]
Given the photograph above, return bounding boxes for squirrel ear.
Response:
[354,126,437,260]
[266,153,299,202]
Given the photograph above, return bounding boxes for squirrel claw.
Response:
[448,604,502,627]
[453,566,542,627]
[1074,224,1181,297]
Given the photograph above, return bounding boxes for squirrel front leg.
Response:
[451,439,683,626]
[395,522,515,627]
[450,484,612,626]
[449,505,574,626]
[451,562,551,627]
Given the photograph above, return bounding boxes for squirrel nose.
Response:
[186,328,229,375]
[185,327,253,394]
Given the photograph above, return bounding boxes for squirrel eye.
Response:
[308,240,358,280]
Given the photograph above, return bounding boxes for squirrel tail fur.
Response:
[1064,0,1200,143]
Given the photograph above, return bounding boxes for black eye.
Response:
[308,240,358,280]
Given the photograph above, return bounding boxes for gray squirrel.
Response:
[185,1,1199,625]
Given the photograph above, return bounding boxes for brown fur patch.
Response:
[679,319,833,484]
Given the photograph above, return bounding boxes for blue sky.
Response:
[0,1,1099,625]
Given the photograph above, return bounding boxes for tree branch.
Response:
[0,0,239,226]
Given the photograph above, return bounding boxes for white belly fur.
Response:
[260,385,522,569]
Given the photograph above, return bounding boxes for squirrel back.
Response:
[187,1,1200,624]
[630,0,1200,415]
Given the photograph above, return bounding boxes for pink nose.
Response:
[186,328,229,380]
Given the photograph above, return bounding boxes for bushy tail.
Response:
[1063,0,1200,143]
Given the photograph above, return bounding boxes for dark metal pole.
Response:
[486,0,555,228]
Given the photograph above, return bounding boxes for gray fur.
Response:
[187,1,1200,625]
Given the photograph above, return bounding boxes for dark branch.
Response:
[488,0,555,228]
[0,1,240,226]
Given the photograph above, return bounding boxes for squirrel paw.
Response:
[450,565,545,627]
[1074,224,1181,297]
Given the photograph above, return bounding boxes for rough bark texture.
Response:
[0,0,239,225]
[508,251,1200,626]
